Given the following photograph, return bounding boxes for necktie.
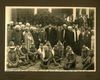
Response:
[63,30,65,39]
[75,30,77,42]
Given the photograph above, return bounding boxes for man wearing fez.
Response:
[28,43,38,62]
[12,25,24,46]
[7,45,19,68]
[38,28,47,45]
[7,24,13,46]
[82,49,94,70]
[45,24,56,47]
[40,46,53,69]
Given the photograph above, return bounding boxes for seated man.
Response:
[81,45,90,65]
[20,43,29,60]
[52,45,60,66]
[28,43,38,62]
[82,49,94,70]
[7,46,19,68]
[40,46,53,69]
[37,43,45,59]
[63,50,76,70]
[16,46,28,64]
[56,41,64,61]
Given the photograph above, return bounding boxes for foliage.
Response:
[33,10,68,26]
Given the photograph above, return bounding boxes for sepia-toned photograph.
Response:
[5,6,96,72]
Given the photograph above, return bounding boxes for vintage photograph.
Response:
[5,6,96,72]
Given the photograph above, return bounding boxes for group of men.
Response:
[7,14,94,70]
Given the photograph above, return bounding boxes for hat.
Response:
[46,43,51,46]
[68,26,72,29]
[9,41,15,46]
[67,50,74,55]
[19,22,22,25]
[26,23,30,26]
[9,41,15,49]
[63,24,67,27]
[15,25,21,29]
[57,41,63,46]
[45,41,51,46]
[21,25,25,27]
[82,46,90,52]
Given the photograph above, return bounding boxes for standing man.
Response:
[38,28,47,45]
[12,25,23,46]
[73,24,81,55]
[45,24,56,47]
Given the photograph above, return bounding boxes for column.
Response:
[6,7,12,24]
[73,8,76,22]
[86,8,89,18]
[34,8,37,15]
[79,9,82,15]
[48,8,52,13]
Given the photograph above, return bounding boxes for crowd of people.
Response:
[6,15,95,70]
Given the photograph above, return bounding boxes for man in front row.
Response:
[82,49,94,70]
[7,46,19,68]
[63,49,76,70]
[28,43,38,62]
[40,46,53,69]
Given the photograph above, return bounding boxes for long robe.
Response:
[12,30,23,46]
[23,31,34,50]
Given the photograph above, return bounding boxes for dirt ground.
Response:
[6,56,83,71]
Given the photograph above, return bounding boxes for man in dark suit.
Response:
[65,26,74,50]
[73,24,81,55]
[38,28,47,45]
[45,24,56,47]
[31,27,39,49]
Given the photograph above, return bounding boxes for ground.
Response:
[6,56,83,71]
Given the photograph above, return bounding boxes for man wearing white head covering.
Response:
[23,27,34,50]
[12,25,24,46]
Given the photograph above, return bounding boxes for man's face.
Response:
[75,25,78,30]
[22,45,25,47]
[31,44,35,47]
[40,45,43,49]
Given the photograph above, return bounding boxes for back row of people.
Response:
[7,23,94,56]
